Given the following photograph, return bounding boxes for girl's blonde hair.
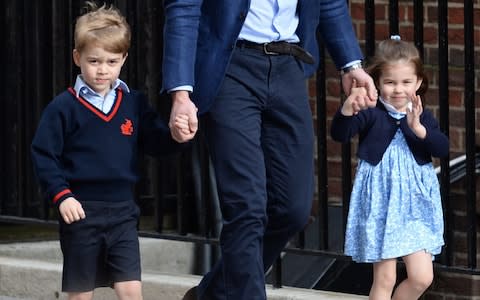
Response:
[366,38,428,96]
[74,1,130,55]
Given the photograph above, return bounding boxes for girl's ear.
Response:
[415,77,423,92]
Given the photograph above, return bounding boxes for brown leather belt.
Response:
[236,40,315,65]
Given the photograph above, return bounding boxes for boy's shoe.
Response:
[182,286,197,300]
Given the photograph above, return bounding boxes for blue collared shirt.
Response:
[73,75,130,113]
[169,0,357,93]
[239,0,299,43]
[169,0,299,93]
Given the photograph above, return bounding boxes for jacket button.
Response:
[396,121,400,125]
[239,12,246,20]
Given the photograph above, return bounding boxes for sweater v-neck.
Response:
[68,87,123,122]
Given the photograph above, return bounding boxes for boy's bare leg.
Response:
[67,291,94,300]
[114,280,143,300]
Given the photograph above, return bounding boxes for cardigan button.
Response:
[396,121,400,125]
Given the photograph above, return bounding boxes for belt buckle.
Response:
[263,43,279,55]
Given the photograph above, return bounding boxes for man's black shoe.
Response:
[182,286,197,300]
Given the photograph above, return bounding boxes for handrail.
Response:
[435,150,480,183]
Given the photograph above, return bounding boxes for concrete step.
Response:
[0,239,367,300]
[0,238,195,275]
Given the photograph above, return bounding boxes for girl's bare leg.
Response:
[392,250,433,300]
[369,259,397,300]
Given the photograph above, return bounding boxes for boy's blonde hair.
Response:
[74,1,130,55]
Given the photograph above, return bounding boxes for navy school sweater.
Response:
[31,88,181,206]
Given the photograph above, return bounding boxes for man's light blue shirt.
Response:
[170,0,299,93]
[238,0,299,43]
[73,75,130,113]
[168,0,357,93]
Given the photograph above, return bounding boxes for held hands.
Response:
[173,113,191,134]
[169,91,198,143]
[341,68,377,113]
[341,79,369,116]
[59,197,86,224]
[406,94,426,139]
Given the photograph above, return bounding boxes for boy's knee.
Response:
[67,291,94,300]
[114,280,142,300]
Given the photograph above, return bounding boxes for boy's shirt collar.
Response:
[73,75,130,98]
[73,75,130,114]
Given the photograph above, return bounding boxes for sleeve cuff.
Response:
[168,85,193,93]
[340,61,363,75]
[52,189,74,206]
[341,60,362,69]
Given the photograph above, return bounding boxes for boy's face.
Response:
[73,45,127,97]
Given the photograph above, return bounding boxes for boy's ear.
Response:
[72,49,81,67]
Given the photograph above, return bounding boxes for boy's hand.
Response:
[173,114,191,135]
[406,94,426,139]
[169,91,198,142]
[59,197,86,224]
[341,80,369,116]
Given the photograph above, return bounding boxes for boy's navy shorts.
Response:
[59,200,141,292]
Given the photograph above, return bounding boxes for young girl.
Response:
[331,37,449,300]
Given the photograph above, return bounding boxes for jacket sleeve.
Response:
[318,0,364,69]
[31,102,74,206]
[330,108,371,143]
[162,0,203,92]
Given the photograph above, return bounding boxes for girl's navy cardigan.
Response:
[31,88,180,206]
[330,102,449,166]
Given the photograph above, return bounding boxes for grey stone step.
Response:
[0,238,195,275]
[0,239,367,300]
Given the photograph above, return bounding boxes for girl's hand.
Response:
[406,94,426,139]
[341,80,369,116]
[59,197,86,224]
[342,67,378,107]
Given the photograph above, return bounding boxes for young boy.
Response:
[31,2,191,299]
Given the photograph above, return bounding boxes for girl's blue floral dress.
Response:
[344,108,444,263]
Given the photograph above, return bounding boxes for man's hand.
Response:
[169,91,198,142]
[59,197,86,224]
[342,68,378,113]
[341,80,368,116]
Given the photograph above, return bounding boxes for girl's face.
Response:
[377,61,423,113]
[73,45,127,97]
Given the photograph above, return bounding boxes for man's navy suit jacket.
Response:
[162,0,363,113]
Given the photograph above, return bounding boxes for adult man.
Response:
[162,1,377,299]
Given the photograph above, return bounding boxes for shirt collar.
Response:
[379,96,408,120]
[73,75,130,97]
